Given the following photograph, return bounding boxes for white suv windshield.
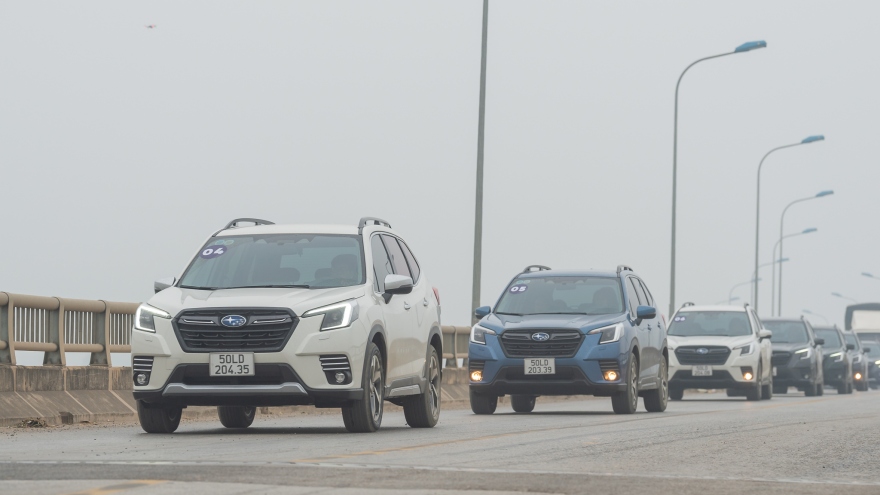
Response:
[179,234,365,290]
[495,276,624,316]
[668,311,751,337]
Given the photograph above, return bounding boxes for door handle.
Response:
[404,302,411,310]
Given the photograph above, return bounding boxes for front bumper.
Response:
[823,359,849,386]
[467,333,629,397]
[772,360,816,388]
[668,347,760,390]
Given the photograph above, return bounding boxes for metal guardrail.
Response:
[0,292,139,366]
[0,291,472,368]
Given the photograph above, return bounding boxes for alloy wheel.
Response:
[369,354,383,423]
[428,354,441,417]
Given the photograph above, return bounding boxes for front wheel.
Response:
[773,384,788,395]
[761,378,773,400]
[745,365,762,401]
[469,389,498,415]
[342,342,384,433]
[643,358,668,412]
[403,347,441,428]
[218,406,255,428]
[137,400,182,434]
[669,387,684,401]
[611,354,639,414]
[510,395,536,413]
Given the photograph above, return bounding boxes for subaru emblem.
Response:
[696,347,709,355]
[531,332,550,342]
[221,315,247,327]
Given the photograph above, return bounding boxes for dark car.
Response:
[763,317,824,396]
[813,325,854,394]
[842,330,871,392]
[468,265,668,415]
[865,346,880,390]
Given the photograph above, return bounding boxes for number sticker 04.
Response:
[200,246,228,259]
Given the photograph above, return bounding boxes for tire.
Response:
[469,389,497,415]
[817,381,824,396]
[217,406,255,428]
[761,374,773,400]
[847,382,854,394]
[403,347,441,428]
[745,365,762,401]
[857,381,868,392]
[837,382,848,395]
[804,382,817,397]
[342,342,384,433]
[643,357,668,413]
[773,385,787,395]
[611,354,639,414]
[669,388,684,401]
[510,395,537,413]
[137,400,182,434]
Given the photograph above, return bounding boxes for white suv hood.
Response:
[148,285,367,317]
[668,334,756,349]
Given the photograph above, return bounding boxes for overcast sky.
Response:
[2,0,879,341]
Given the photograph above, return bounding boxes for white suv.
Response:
[667,303,773,401]
[132,217,442,433]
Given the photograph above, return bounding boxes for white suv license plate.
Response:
[210,352,255,377]
[525,358,555,375]
[692,365,712,377]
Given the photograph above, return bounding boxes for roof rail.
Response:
[681,302,695,308]
[617,265,633,274]
[522,265,552,273]
[214,218,275,235]
[743,302,751,308]
[358,217,392,234]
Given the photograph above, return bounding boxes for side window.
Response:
[371,235,393,293]
[381,235,412,279]
[398,240,421,283]
[624,278,641,316]
[636,279,653,307]
[747,309,760,335]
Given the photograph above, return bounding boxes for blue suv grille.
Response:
[500,330,583,358]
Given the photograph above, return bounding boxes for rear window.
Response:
[763,321,810,344]
[668,311,751,337]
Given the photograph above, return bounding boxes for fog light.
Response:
[334,372,346,384]
[135,373,148,386]
[603,370,619,381]
[855,372,863,380]
[743,372,754,381]
[470,370,483,382]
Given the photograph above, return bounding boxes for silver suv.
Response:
[132,217,442,433]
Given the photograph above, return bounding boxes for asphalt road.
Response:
[1,389,879,495]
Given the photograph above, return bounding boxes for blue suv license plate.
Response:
[525,358,555,375]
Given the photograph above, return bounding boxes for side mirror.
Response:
[474,306,491,319]
[636,305,656,320]
[758,329,772,340]
[814,338,825,346]
[154,276,176,293]
[846,343,856,351]
[384,274,414,296]
[864,347,872,353]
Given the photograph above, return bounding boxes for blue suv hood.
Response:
[481,313,626,333]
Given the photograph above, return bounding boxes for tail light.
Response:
[432,287,441,305]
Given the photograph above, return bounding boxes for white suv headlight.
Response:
[735,343,755,356]
[304,300,359,331]
[588,323,624,344]
[134,304,171,333]
[795,347,812,359]
[470,325,496,345]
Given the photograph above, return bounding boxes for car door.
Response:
[625,277,654,386]
[749,309,770,380]
[637,278,664,369]
[380,234,424,378]
[370,234,415,382]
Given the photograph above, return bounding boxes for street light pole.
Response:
[669,40,766,317]
[770,228,816,315]
[471,0,489,324]
[729,278,760,306]
[802,309,828,323]
[778,192,833,315]
[752,136,824,309]
[862,272,880,282]
[831,292,858,304]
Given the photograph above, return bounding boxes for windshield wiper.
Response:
[495,311,523,316]
[222,285,311,289]
[179,285,220,290]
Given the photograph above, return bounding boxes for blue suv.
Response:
[468,265,668,415]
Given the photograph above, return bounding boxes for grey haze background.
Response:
[2,0,879,363]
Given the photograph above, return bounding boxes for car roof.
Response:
[677,305,747,312]
[215,223,387,237]
[515,269,621,279]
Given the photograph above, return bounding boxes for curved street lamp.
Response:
[669,40,767,316]
[751,257,789,307]
[831,292,858,304]
[771,228,816,314]
[729,278,760,306]
[753,135,824,309]
[802,309,828,323]
[778,192,833,315]
[863,272,880,282]
[715,296,741,305]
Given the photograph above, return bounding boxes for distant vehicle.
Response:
[842,330,871,392]
[468,265,668,415]
[667,303,773,401]
[866,347,880,390]
[844,303,880,390]
[763,317,824,396]
[131,217,442,434]
[812,325,854,394]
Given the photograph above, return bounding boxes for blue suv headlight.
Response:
[470,325,496,345]
[588,323,623,344]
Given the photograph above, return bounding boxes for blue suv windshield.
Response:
[495,276,624,316]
